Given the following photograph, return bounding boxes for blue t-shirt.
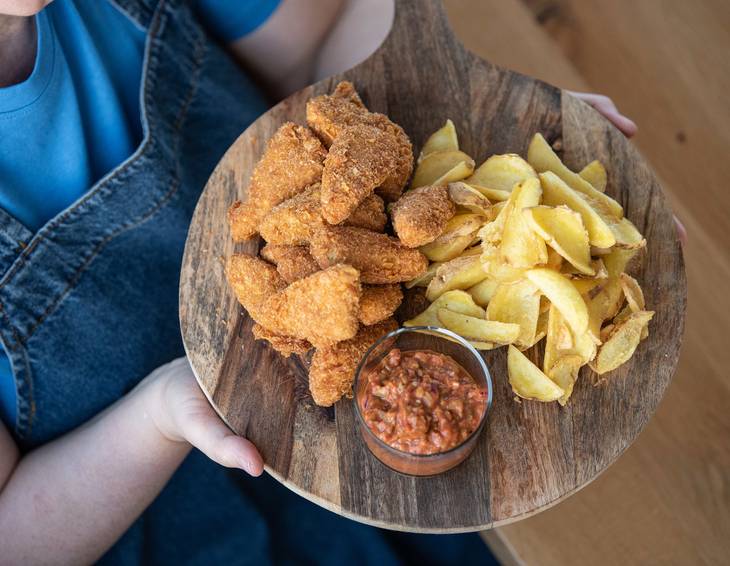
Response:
[0,0,280,428]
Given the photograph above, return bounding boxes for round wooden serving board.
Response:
[180,0,686,532]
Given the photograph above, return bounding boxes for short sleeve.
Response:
[194,0,282,43]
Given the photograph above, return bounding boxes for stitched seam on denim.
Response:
[21,177,180,342]
[0,303,34,437]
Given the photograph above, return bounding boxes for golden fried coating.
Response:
[260,244,320,283]
[258,265,361,348]
[228,122,326,241]
[308,319,398,407]
[225,255,286,320]
[309,226,429,284]
[252,324,312,357]
[259,185,387,246]
[321,125,397,224]
[391,185,456,247]
[359,285,403,325]
[306,82,413,201]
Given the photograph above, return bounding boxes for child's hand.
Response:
[145,358,264,476]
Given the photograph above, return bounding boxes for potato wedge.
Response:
[545,305,596,372]
[481,242,526,283]
[405,261,442,289]
[467,277,499,306]
[499,178,548,268]
[404,290,485,328]
[526,268,589,336]
[590,310,654,374]
[586,278,624,340]
[468,184,512,202]
[466,153,537,192]
[419,213,483,260]
[606,217,646,249]
[540,172,616,248]
[448,182,492,216]
[419,119,458,160]
[523,205,593,275]
[619,273,645,312]
[579,160,607,192]
[508,345,564,402]
[603,247,638,278]
[486,280,541,348]
[548,355,583,406]
[546,247,563,271]
[527,133,623,218]
[411,150,475,188]
[437,309,520,344]
[426,255,488,301]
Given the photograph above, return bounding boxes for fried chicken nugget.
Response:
[306,81,413,201]
[225,255,287,320]
[309,319,398,407]
[309,226,428,284]
[260,244,320,283]
[359,285,403,325]
[228,122,327,241]
[321,125,397,224]
[252,323,312,357]
[390,185,456,247]
[258,265,361,348]
[259,184,386,246]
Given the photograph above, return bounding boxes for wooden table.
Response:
[443,0,730,563]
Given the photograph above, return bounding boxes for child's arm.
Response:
[0,358,262,565]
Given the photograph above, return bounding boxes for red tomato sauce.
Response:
[359,349,487,455]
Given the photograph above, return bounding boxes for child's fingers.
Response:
[567,92,638,138]
[179,408,264,476]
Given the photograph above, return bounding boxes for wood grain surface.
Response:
[442,0,729,561]
[179,0,686,532]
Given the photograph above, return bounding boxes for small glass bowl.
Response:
[353,326,493,477]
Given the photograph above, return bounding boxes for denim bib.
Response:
[0,1,490,562]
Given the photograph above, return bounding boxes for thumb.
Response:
[178,403,264,477]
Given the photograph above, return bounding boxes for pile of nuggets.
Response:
[226,82,435,407]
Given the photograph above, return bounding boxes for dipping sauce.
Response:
[359,348,488,455]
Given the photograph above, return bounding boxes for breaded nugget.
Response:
[225,255,286,320]
[260,186,387,246]
[260,244,320,283]
[309,319,398,407]
[306,82,413,201]
[359,285,403,325]
[309,226,429,284]
[321,125,397,224]
[391,185,456,247]
[258,265,361,348]
[252,324,312,357]
[228,122,326,241]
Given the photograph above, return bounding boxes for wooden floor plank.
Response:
[444,0,730,563]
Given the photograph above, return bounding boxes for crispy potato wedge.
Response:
[603,247,638,278]
[404,290,484,327]
[526,268,589,336]
[546,247,563,271]
[426,255,488,302]
[579,160,607,192]
[468,184,511,202]
[544,304,596,372]
[405,261,442,289]
[548,355,583,406]
[619,273,645,312]
[467,277,499,306]
[586,278,624,340]
[527,133,623,218]
[411,150,475,188]
[420,214,483,262]
[508,345,564,402]
[448,182,492,216]
[540,172,616,248]
[486,280,541,348]
[606,217,646,249]
[499,179,548,268]
[466,153,537,193]
[523,205,593,275]
[481,242,526,283]
[438,308,520,344]
[419,119,458,160]
[590,310,654,374]
[572,278,603,295]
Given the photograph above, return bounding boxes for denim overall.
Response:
[0,0,491,563]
